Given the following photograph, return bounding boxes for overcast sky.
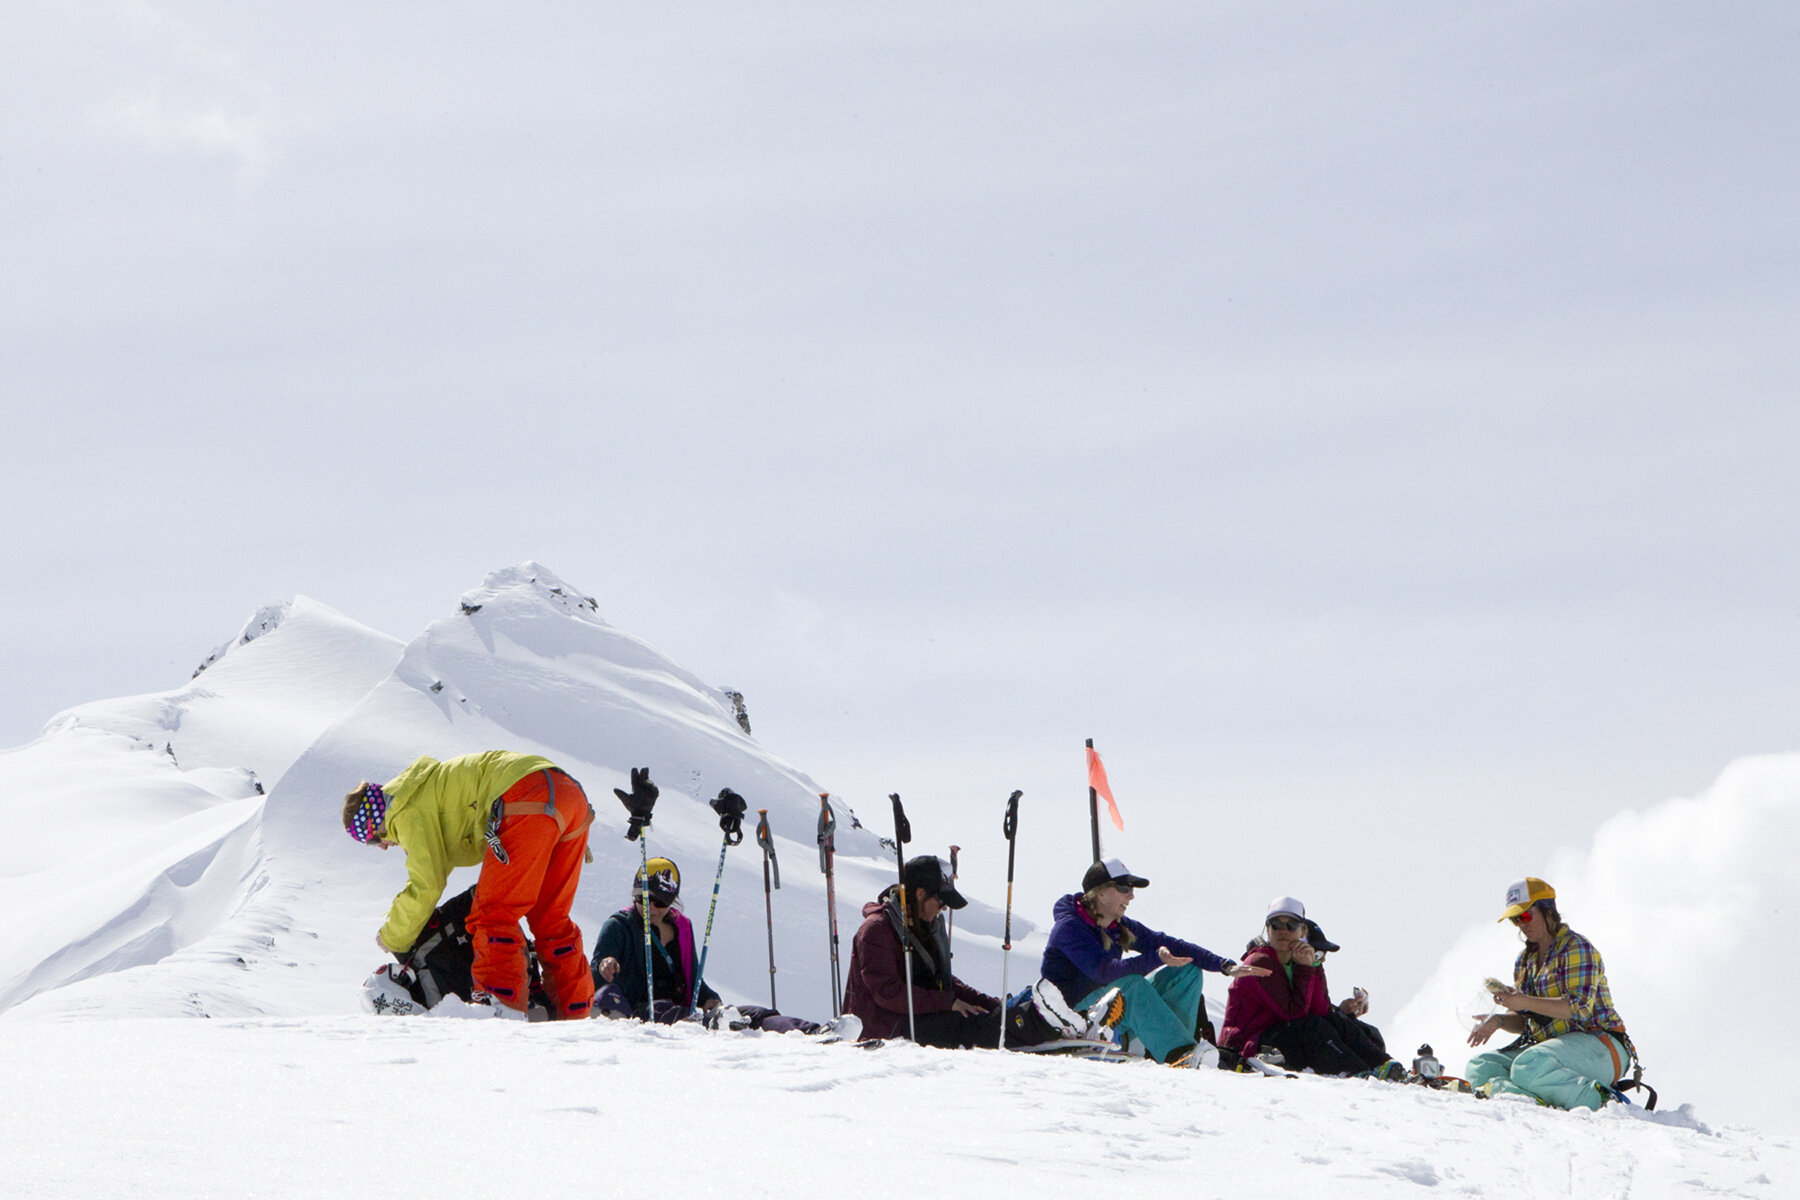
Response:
[5,3,1796,1004]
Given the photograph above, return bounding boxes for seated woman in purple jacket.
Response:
[1218,896,1402,1078]
[1041,859,1267,1064]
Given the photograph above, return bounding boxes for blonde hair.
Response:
[1079,884,1137,953]
[341,789,366,833]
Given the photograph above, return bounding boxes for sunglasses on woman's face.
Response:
[1267,917,1305,933]
[1510,911,1534,926]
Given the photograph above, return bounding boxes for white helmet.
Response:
[360,963,427,1016]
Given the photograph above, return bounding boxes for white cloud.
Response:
[104,90,273,184]
[91,3,279,188]
[1393,753,1800,1132]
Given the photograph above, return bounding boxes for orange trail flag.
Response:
[1087,745,1124,831]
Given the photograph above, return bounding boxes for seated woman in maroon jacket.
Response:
[1218,896,1403,1078]
[842,855,1004,1047]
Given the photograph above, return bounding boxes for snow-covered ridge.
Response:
[0,562,919,1024]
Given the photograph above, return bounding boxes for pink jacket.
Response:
[1218,943,1331,1056]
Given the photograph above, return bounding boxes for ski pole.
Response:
[946,844,960,956]
[999,789,1021,1050]
[690,788,746,1013]
[818,793,842,1018]
[889,792,916,1042]
[1086,737,1102,864]
[756,809,780,1008]
[640,834,653,1015]
[614,767,659,1017]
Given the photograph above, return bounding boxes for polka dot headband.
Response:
[348,783,389,844]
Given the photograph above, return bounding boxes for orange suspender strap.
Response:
[497,770,595,843]
[1601,1031,1625,1083]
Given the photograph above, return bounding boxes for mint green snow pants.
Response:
[1465,1032,1629,1111]
[1076,964,1204,1064]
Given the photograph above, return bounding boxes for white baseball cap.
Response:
[1266,896,1307,921]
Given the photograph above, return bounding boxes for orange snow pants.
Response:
[469,768,595,1019]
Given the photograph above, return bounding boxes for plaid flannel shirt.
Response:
[1514,925,1627,1045]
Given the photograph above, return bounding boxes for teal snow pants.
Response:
[1466,1031,1629,1111]
[1076,964,1204,1064]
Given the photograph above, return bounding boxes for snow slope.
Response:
[3,563,1795,1197]
[2,1014,1787,1199]
[0,596,401,1013]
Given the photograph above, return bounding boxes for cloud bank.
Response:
[1394,752,1800,1133]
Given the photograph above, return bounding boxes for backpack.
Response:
[363,886,545,1013]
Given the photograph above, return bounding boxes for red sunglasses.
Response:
[1509,910,1534,926]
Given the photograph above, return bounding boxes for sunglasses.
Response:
[1109,882,1135,896]
[1510,910,1534,926]
[1267,917,1305,933]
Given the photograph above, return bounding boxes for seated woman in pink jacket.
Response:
[1217,896,1404,1079]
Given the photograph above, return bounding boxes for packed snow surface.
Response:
[2,564,1795,1196]
[4,1014,1783,1200]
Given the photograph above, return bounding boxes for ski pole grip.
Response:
[889,793,911,844]
[816,795,835,873]
[757,809,780,889]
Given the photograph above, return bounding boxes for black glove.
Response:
[615,767,659,840]
[711,788,747,845]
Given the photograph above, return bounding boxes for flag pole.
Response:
[1086,737,1102,862]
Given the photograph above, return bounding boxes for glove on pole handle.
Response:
[999,789,1021,1050]
[710,787,747,846]
[757,809,778,1008]
[691,788,744,1013]
[890,792,915,1042]
[614,767,660,1017]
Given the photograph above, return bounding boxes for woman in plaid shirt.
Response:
[1465,877,1636,1109]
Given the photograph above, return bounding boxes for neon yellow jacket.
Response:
[378,750,557,952]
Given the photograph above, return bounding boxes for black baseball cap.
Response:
[902,855,967,909]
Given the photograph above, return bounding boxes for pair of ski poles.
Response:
[882,790,1022,1048]
[616,773,782,1017]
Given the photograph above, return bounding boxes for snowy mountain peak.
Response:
[190,600,295,679]
[457,561,604,625]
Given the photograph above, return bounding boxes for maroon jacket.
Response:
[1218,943,1332,1056]
[842,892,999,1040]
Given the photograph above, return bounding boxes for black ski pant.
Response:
[911,1004,1005,1050]
[1260,1010,1390,1076]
